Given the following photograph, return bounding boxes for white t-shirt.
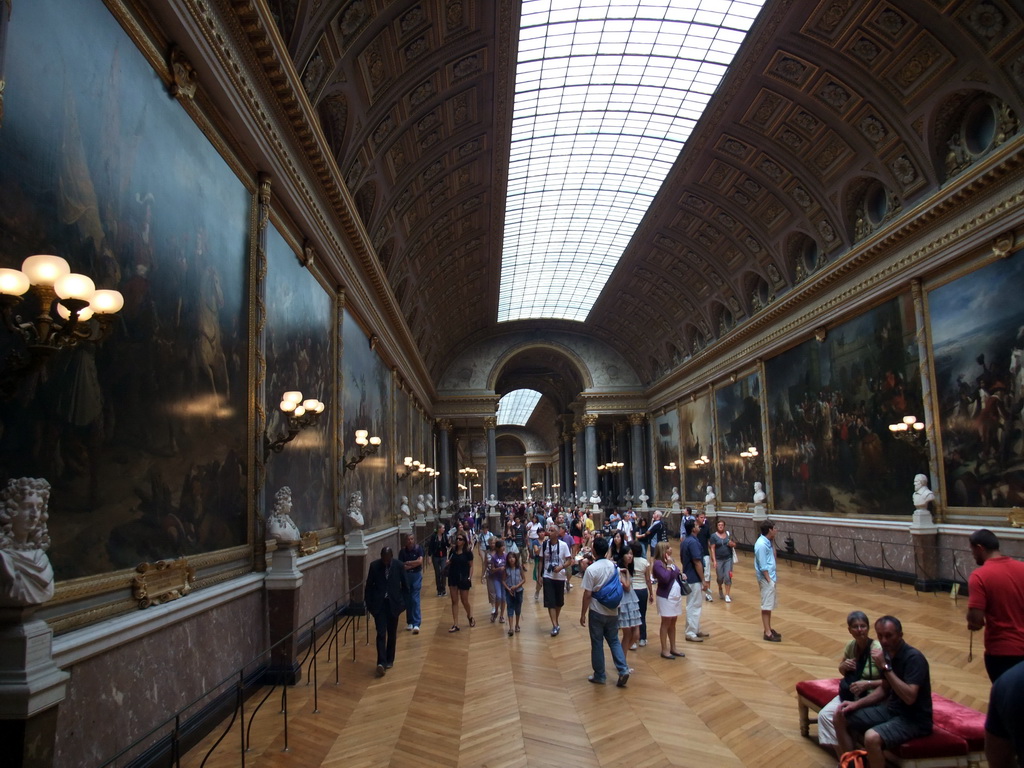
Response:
[527,521,541,539]
[542,539,571,582]
[582,558,620,616]
[617,519,634,541]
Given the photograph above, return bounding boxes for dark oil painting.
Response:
[264,224,334,533]
[930,250,1024,507]
[679,392,714,503]
[764,295,924,514]
[715,372,765,503]
[0,0,249,579]
[341,308,392,530]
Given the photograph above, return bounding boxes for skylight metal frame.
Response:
[497,389,544,426]
[498,0,765,323]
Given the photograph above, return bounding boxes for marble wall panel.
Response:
[54,590,266,767]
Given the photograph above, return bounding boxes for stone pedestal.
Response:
[909,510,940,591]
[591,510,605,530]
[668,510,682,538]
[413,516,427,545]
[264,544,303,685]
[752,504,767,522]
[0,608,69,768]
[487,511,501,539]
[346,530,369,615]
[398,518,413,538]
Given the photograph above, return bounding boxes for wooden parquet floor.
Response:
[181,557,993,768]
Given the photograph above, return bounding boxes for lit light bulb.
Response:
[0,268,30,296]
[21,255,70,286]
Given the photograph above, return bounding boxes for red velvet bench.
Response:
[796,679,986,768]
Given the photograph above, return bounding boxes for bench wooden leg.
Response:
[798,701,810,737]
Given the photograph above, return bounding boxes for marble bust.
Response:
[704,485,716,515]
[416,494,427,514]
[400,495,411,517]
[267,486,301,543]
[438,495,450,512]
[346,491,365,528]
[0,477,56,607]
[638,488,649,510]
[486,493,498,509]
[671,487,681,510]
[589,490,601,503]
[425,493,436,515]
[913,474,935,509]
[752,482,766,505]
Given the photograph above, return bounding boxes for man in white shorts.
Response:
[754,519,781,642]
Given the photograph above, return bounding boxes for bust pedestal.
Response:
[0,607,70,768]
[345,530,369,616]
[264,543,304,685]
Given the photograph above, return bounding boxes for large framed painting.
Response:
[680,392,714,502]
[651,409,680,504]
[0,0,250,579]
[497,471,523,501]
[341,310,391,529]
[264,224,334,533]
[715,373,765,503]
[930,251,1024,507]
[764,295,924,514]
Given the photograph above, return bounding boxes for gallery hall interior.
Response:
[0,0,1023,766]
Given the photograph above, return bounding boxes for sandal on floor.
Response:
[469,616,476,627]
[508,630,514,637]
[515,626,520,633]
[499,617,505,624]
[449,626,460,633]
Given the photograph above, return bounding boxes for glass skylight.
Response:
[497,389,543,426]
[498,0,766,322]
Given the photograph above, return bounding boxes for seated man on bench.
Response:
[835,615,933,768]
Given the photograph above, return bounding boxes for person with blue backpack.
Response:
[579,536,630,688]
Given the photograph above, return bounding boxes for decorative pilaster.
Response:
[436,419,453,509]
[628,413,646,500]
[252,172,271,571]
[582,414,599,501]
[264,543,303,684]
[483,416,497,501]
[911,279,942,521]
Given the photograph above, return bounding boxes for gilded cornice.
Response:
[173,0,434,405]
[648,140,1024,409]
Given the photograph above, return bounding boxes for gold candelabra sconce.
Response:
[692,454,711,468]
[599,460,624,473]
[739,446,760,462]
[662,461,678,472]
[0,254,124,397]
[343,428,382,472]
[263,391,325,461]
[889,415,926,446]
[398,456,437,481]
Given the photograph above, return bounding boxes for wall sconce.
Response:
[663,461,678,472]
[397,456,422,479]
[0,255,123,392]
[344,428,381,471]
[264,390,325,460]
[889,415,926,446]
[693,454,711,468]
[739,446,759,461]
[599,461,624,473]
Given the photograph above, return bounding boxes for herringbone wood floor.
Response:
[181,556,992,767]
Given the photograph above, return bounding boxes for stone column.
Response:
[583,414,599,502]
[574,421,586,502]
[265,543,304,685]
[0,608,70,768]
[615,421,629,506]
[560,430,572,501]
[437,419,453,512]
[484,416,498,501]
[629,413,646,500]
[911,279,942,519]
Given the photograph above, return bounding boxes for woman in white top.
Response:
[629,541,654,648]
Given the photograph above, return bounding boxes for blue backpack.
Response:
[594,566,623,609]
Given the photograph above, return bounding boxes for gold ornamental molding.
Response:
[299,531,320,557]
[1010,507,1024,529]
[168,44,198,99]
[650,148,1024,407]
[132,558,196,609]
[482,416,497,430]
[581,414,598,427]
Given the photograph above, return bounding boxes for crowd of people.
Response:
[367,507,1024,767]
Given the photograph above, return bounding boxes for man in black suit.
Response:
[365,546,409,677]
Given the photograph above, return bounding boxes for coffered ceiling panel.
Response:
[261,0,1024,386]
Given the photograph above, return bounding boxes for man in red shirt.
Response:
[966,529,1024,682]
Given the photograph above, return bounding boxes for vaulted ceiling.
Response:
[266,0,1024,385]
